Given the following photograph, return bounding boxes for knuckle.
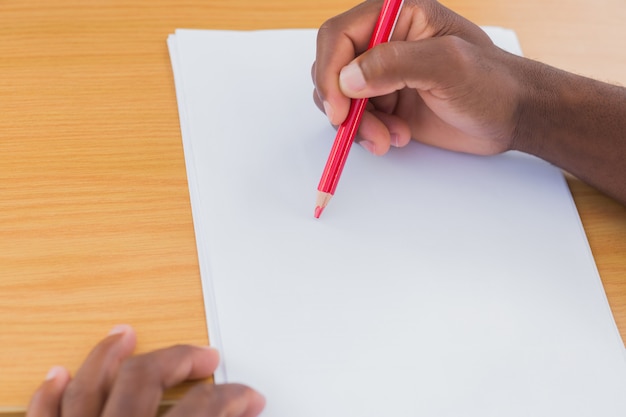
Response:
[361,47,389,81]
[117,354,159,386]
[166,344,195,360]
[439,35,475,70]
[317,14,343,41]
[60,381,100,413]
[109,344,199,392]
[361,43,408,89]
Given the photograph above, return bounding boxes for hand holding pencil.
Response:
[311,0,524,216]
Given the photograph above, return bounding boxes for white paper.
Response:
[168,27,626,417]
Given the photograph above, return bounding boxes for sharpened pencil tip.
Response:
[314,206,324,219]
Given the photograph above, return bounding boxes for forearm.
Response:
[511,56,626,205]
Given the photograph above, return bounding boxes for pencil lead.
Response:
[314,205,324,219]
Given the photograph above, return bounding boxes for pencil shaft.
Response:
[317,98,369,194]
[315,0,404,216]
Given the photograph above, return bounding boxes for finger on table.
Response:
[61,324,137,417]
[26,366,71,417]
[101,344,221,417]
[165,382,265,417]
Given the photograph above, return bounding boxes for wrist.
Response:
[508,57,561,156]
[509,57,626,204]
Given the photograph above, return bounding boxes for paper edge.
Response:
[167,32,228,382]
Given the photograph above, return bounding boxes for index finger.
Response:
[314,1,383,125]
[101,345,221,417]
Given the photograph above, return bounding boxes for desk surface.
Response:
[1,0,625,413]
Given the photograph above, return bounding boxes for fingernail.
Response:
[390,133,400,147]
[45,365,64,381]
[340,62,366,93]
[108,324,131,336]
[323,101,334,123]
[359,140,376,155]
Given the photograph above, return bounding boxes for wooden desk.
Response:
[1,0,625,414]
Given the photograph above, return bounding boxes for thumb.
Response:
[339,37,472,98]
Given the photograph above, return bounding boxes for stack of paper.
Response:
[168,27,626,416]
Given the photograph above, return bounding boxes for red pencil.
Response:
[315,0,404,219]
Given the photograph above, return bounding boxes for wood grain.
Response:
[1,0,624,413]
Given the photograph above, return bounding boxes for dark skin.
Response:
[28,1,626,415]
[312,0,626,205]
[26,325,265,417]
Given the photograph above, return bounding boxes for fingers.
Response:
[26,366,71,417]
[27,328,263,417]
[369,109,412,149]
[312,0,484,125]
[314,1,385,126]
[61,324,137,417]
[166,383,265,417]
[311,0,477,156]
[356,109,412,155]
[338,34,521,155]
[312,89,411,155]
[333,36,482,156]
[101,345,221,417]
[312,0,500,156]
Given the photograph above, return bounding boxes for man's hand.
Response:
[312,0,524,156]
[26,325,265,417]
[313,0,626,204]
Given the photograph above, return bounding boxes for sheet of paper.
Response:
[168,27,626,417]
